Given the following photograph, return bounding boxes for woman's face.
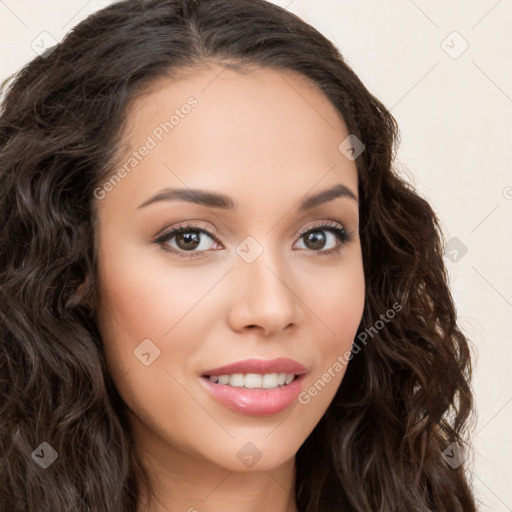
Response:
[93,64,365,476]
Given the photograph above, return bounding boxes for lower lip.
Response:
[200,375,306,416]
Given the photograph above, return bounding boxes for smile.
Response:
[206,372,296,388]
[200,358,308,416]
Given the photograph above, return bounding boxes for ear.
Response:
[70,274,94,309]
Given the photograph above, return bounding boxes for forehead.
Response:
[100,63,358,213]
[125,63,348,139]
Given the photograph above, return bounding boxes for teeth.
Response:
[262,373,278,388]
[208,372,296,389]
[245,374,262,388]
[229,373,245,387]
[217,375,230,385]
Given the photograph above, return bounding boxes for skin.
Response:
[93,63,365,512]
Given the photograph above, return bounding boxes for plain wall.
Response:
[1,1,510,509]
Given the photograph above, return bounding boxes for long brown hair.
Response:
[0,0,477,510]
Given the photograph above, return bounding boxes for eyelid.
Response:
[154,219,348,243]
[295,219,347,238]
[153,221,219,243]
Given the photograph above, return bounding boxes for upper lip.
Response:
[202,358,308,377]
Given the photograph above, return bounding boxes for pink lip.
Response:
[202,357,308,377]
[200,358,308,416]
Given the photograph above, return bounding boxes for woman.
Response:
[0,0,477,510]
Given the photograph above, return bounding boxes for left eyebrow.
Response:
[136,183,358,210]
[298,183,358,210]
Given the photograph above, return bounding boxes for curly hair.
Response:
[0,0,477,510]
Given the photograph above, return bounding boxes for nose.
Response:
[226,247,303,337]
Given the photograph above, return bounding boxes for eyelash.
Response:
[153,220,354,259]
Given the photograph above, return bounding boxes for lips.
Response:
[200,358,308,416]
[202,357,308,377]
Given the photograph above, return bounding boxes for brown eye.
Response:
[174,230,202,251]
[155,224,218,257]
[302,230,328,251]
[295,223,351,255]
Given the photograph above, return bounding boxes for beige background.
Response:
[1,1,511,510]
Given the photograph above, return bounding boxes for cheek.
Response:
[315,253,365,344]
[95,241,220,342]
[93,238,222,391]
[327,273,365,349]
[93,247,220,443]
[300,255,365,402]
